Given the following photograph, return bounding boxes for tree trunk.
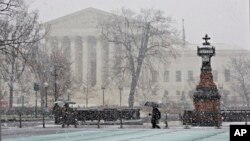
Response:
[246,97,250,109]
[9,50,15,108]
[9,85,13,108]
[128,75,138,107]
[128,54,144,107]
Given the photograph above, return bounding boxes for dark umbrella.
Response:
[54,100,76,105]
[144,101,159,108]
[54,100,65,104]
[64,101,76,104]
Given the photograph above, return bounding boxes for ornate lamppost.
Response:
[193,34,221,126]
[34,83,40,118]
[43,82,49,128]
[44,82,49,110]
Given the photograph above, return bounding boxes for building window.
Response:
[225,69,230,82]
[164,71,169,82]
[162,90,169,104]
[188,70,193,81]
[176,90,181,96]
[213,70,218,81]
[176,71,181,82]
[152,70,158,82]
[164,90,168,96]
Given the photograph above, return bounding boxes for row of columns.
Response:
[45,36,116,87]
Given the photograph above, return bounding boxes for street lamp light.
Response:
[118,85,123,107]
[101,85,105,106]
[34,83,40,118]
[43,82,49,128]
[44,82,49,110]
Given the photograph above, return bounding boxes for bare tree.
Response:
[229,56,250,108]
[0,0,35,54]
[136,65,161,102]
[17,70,33,106]
[0,76,5,102]
[100,8,179,107]
[28,43,50,107]
[80,74,98,107]
[0,5,43,108]
[49,48,72,102]
[0,0,22,16]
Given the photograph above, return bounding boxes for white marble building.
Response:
[43,7,250,108]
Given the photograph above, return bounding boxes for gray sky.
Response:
[27,0,249,50]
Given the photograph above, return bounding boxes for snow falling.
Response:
[1,0,249,141]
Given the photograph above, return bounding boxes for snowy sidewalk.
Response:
[4,127,229,141]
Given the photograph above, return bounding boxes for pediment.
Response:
[43,7,111,35]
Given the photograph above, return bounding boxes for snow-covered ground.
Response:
[3,127,229,141]
[1,121,239,141]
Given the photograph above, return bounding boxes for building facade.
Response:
[43,7,250,108]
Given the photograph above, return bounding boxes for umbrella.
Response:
[54,100,76,105]
[144,101,159,108]
[64,101,76,104]
[54,100,65,104]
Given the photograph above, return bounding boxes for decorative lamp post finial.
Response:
[202,34,211,46]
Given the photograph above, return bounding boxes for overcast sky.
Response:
[27,0,249,50]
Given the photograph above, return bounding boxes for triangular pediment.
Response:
[43,7,112,36]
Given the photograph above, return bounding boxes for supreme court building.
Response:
[43,7,250,108]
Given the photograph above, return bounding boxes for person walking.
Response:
[62,103,71,127]
[53,103,61,124]
[151,107,161,129]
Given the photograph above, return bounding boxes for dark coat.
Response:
[53,104,61,115]
[151,107,161,123]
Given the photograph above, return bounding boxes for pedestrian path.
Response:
[5,128,229,141]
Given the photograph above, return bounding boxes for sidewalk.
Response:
[3,127,229,141]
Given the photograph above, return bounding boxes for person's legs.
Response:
[152,122,156,128]
[155,124,160,128]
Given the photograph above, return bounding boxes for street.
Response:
[3,127,229,141]
[2,121,233,141]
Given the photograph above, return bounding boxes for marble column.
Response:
[62,36,71,59]
[109,42,115,78]
[101,40,109,85]
[87,36,97,87]
[75,36,83,82]
[57,36,62,50]
[51,36,59,50]
[70,36,76,77]
[96,38,103,86]
[82,36,88,84]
